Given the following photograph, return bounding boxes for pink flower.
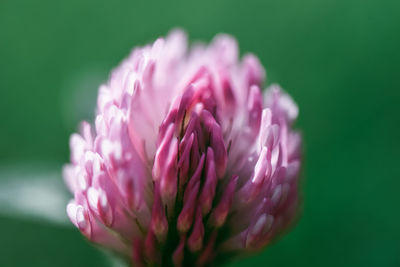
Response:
[64,30,301,266]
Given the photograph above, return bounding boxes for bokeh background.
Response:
[1,0,399,266]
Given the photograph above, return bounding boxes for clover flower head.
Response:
[64,30,302,266]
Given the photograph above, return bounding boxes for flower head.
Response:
[64,30,301,266]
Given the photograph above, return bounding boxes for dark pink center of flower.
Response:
[147,73,236,266]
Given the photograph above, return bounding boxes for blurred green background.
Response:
[1,0,399,266]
